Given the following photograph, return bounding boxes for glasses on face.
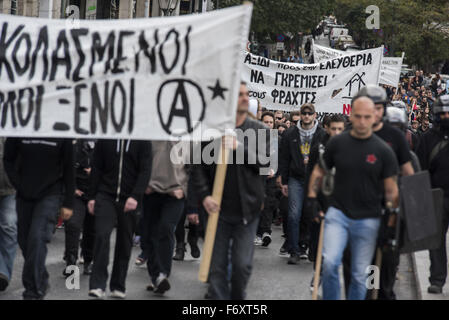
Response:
[276,117,283,120]
[301,112,314,116]
[291,120,298,124]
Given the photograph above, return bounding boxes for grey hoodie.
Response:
[148,141,188,196]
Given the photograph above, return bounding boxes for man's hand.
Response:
[276,176,282,188]
[267,169,275,179]
[60,207,73,221]
[187,213,200,225]
[203,196,220,215]
[124,197,138,212]
[303,197,324,223]
[170,188,184,200]
[145,186,154,195]
[88,200,95,215]
[84,167,91,175]
[281,184,288,197]
[75,189,84,197]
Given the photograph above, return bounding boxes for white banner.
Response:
[312,42,404,88]
[0,5,252,140]
[242,47,383,115]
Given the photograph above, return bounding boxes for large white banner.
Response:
[0,5,252,140]
[312,42,404,88]
[242,47,383,115]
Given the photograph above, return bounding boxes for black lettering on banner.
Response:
[181,26,191,75]
[90,81,109,134]
[50,30,72,81]
[249,91,266,99]
[271,89,317,106]
[250,69,265,84]
[34,85,43,130]
[29,26,49,81]
[90,31,115,76]
[135,29,159,73]
[112,30,135,74]
[0,22,25,82]
[17,88,34,126]
[111,80,127,132]
[159,29,180,74]
[366,53,372,64]
[128,78,134,133]
[12,32,31,76]
[71,28,89,82]
[0,91,17,128]
[157,79,206,136]
[74,83,89,134]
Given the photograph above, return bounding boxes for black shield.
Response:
[398,171,443,253]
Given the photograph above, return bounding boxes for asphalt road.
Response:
[0,221,416,300]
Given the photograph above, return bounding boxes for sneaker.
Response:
[110,290,126,299]
[279,240,288,256]
[154,273,170,295]
[254,236,263,246]
[173,245,185,261]
[309,275,322,293]
[287,253,300,265]
[428,284,443,294]
[88,288,105,299]
[262,233,272,247]
[146,282,155,291]
[0,273,9,291]
[135,256,147,266]
[133,235,141,247]
[189,242,201,259]
[83,262,93,275]
[299,245,309,260]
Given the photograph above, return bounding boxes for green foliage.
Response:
[331,0,449,71]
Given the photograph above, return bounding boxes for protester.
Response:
[416,95,449,294]
[4,138,75,300]
[87,139,152,299]
[190,81,270,299]
[306,95,399,300]
[279,104,325,264]
[0,138,16,292]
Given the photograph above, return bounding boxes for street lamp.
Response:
[158,0,180,16]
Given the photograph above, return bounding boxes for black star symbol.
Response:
[208,79,228,100]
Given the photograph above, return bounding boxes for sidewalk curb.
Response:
[410,252,422,300]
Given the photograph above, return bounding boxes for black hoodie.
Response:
[88,139,152,202]
[3,138,75,209]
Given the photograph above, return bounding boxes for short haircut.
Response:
[329,114,346,124]
[275,110,284,116]
[290,111,301,118]
[240,80,247,86]
[276,123,288,130]
[261,111,275,122]
[322,115,331,127]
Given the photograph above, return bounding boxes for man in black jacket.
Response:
[416,95,449,294]
[63,140,96,277]
[190,82,270,300]
[3,138,75,300]
[87,139,152,299]
[279,103,325,264]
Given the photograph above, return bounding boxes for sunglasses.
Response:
[291,120,298,124]
[301,112,314,116]
[276,117,283,120]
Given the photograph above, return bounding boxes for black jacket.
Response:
[88,139,152,202]
[75,140,95,195]
[3,138,75,209]
[190,117,270,224]
[415,127,449,196]
[279,123,325,185]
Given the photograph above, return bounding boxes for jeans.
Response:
[143,193,184,284]
[17,195,61,299]
[429,197,449,287]
[208,216,259,300]
[322,206,380,300]
[89,193,138,293]
[287,177,305,254]
[257,178,278,236]
[0,194,17,281]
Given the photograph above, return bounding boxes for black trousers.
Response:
[64,196,95,264]
[257,178,279,236]
[143,193,184,284]
[429,197,449,287]
[89,193,138,292]
[175,209,200,246]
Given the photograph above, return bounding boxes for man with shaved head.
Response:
[306,95,399,300]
